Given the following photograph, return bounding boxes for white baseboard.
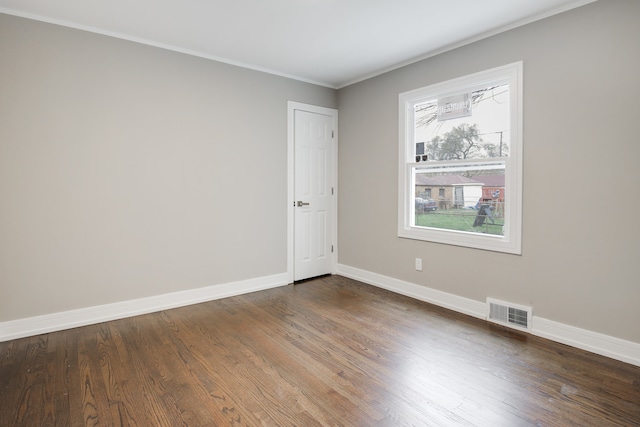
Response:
[336,264,486,319]
[336,263,640,367]
[4,266,639,368]
[0,273,290,342]
[532,317,640,367]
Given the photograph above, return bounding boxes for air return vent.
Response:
[487,298,532,330]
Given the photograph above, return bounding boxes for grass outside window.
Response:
[415,209,504,235]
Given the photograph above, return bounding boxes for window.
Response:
[398,62,523,254]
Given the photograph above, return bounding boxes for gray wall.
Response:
[3,1,639,347]
[0,14,336,321]
[337,0,640,343]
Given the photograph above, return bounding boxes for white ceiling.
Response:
[0,0,596,88]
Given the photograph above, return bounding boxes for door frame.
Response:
[287,101,338,284]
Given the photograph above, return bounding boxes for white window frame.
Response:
[398,62,523,254]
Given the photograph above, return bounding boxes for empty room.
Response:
[1,0,639,425]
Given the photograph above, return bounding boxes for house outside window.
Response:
[398,62,523,254]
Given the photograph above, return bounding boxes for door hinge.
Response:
[332,130,334,138]
[331,245,334,253]
[331,187,334,195]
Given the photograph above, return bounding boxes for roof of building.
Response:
[469,174,505,187]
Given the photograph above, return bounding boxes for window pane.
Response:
[413,163,505,236]
[399,62,522,254]
[414,83,510,161]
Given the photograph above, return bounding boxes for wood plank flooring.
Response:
[1,275,639,426]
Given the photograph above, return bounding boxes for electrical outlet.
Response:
[415,258,423,271]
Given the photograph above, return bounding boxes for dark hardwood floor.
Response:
[1,275,639,426]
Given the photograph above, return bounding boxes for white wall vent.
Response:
[486,298,532,330]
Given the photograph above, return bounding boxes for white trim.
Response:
[398,62,523,255]
[287,102,338,283]
[532,317,640,368]
[336,0,598,89]
[336,263,640,367]
[0,273,288,342]
[0,8,336,89]
[0,1,597,91]
[4,265,639,367]
[336,264,486,319]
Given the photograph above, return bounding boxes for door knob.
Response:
[296,201,310,207]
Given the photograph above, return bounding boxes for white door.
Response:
[294,108,335,281]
